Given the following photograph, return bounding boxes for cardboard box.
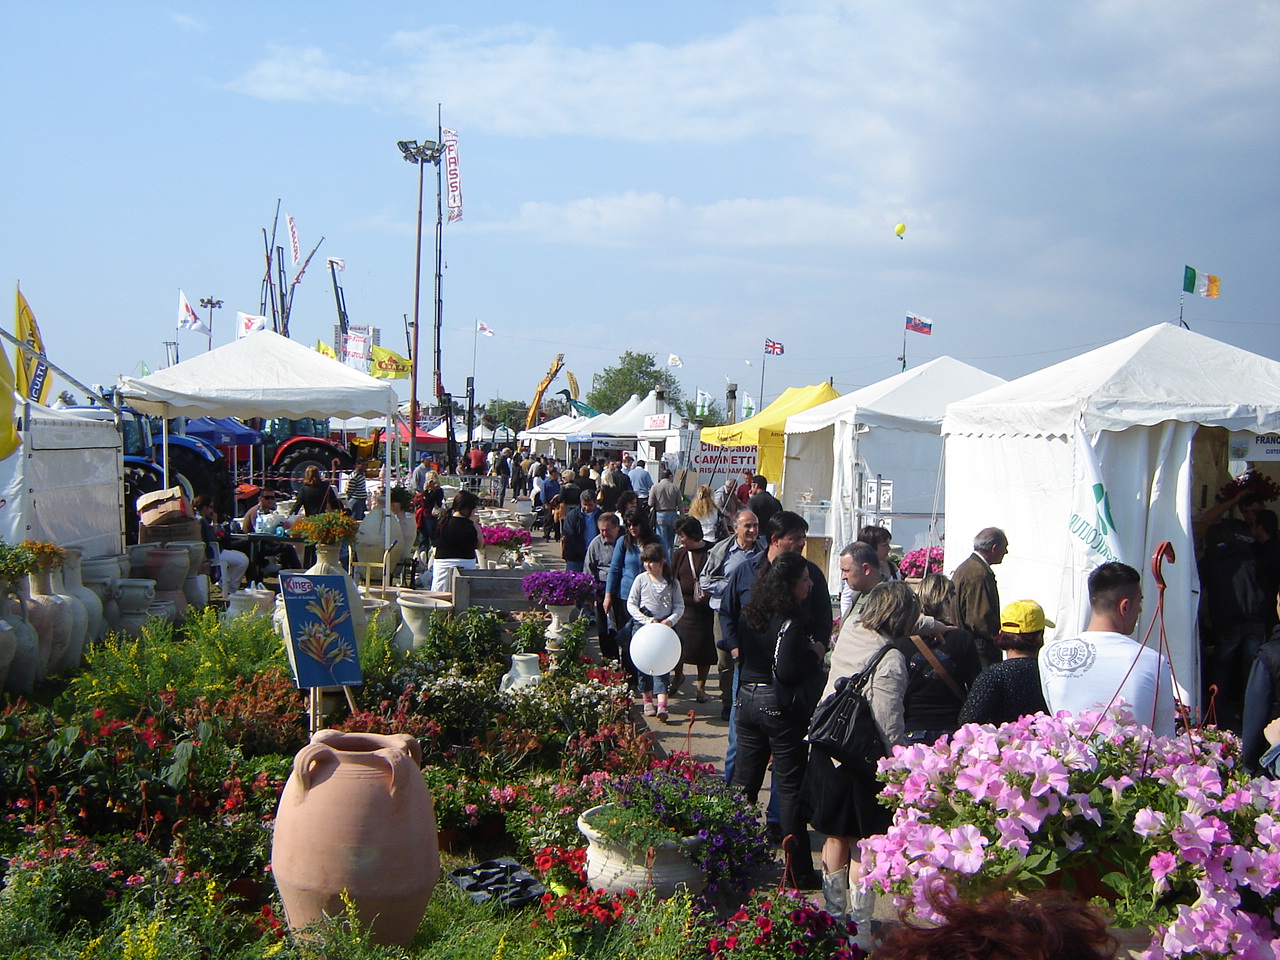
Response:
[137,486,194,526]
[139,518,201,544]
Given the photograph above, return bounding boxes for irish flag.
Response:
[1183,265,1220,299]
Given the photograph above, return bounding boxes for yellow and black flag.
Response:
[14,286,52,406]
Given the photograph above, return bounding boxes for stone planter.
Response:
[499,653,542,693]
[145,547,189,622]
[271,730,440,946]
[114,578,156,638]
[127,543,160,579]
[0,577,39,696]
[394,595,453,653]
[62,547,105,643]
[24,570,72,681]
[577,803,707,899]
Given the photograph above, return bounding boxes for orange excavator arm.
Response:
[525,354,565,432]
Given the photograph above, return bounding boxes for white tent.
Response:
[565,392,655,448]
[0,401,124,559]
[942,324,1280,709]
[117,331,398,420]
[782,357,1005,583]
[520,413,587,458]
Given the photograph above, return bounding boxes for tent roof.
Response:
[521,413,581,439]
[702,384,840,447]
[944,324,1280,438]
[786,358,1006,435]
[565,393,650,440]
[117,331,398,419]
[184,417,264,446]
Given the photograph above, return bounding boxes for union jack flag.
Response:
[764,338,784,355]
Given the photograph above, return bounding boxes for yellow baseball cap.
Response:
[1001,600,1054,634]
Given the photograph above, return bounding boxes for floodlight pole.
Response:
[199,297,222,354]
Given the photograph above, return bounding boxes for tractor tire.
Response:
[165,448,232,514]
[276,442,356,494]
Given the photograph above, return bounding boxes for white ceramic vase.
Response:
[306,544,367,645]
[499,653,542,693]
[393,595,453,653]
[62,548,105,643]
[577,804,707,899]
[0,578,39,695]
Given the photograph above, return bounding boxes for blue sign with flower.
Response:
[280,574,363,689]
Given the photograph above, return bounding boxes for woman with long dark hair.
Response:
[731,551,826,889]
[896,573,982,744]
[604,507,660,686]
[289,465,341,517]
[430,489,481,591]
[671,515,716,701]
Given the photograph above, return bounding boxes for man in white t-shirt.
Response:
[1039,561,1177,737]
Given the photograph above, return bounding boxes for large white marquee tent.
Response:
[781,357,1005,584]
[942,323,1280,709]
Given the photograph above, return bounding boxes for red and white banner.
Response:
[343,333,369,361]
[236,312,267,338]
[287,214,300,266]
[443,129,463,223]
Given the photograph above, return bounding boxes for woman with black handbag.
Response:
[804,580,916,945]
[729,551,827,890]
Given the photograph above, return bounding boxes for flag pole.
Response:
[1178,290,1189,329]
[758,347,767,410]
[900,326,908,371]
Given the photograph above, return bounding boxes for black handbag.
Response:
[805,644,896,770]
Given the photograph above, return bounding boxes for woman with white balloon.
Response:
[730,551,827,889]
[626,542,684,721]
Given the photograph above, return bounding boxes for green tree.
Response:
[680,398,726,427]
[586,351,685,415]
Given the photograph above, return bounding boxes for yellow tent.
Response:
[700,384,840,484]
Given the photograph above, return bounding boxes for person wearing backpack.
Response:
[803,580,913,945]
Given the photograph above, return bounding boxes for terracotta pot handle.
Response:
[291,742,337,795]
[373,746,414,797]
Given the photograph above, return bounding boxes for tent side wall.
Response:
[781,426,835,511]
[943,424,1198,709]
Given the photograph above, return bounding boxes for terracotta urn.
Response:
[271,730,440,945]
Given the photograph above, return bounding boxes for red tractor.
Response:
[257,418,358,491]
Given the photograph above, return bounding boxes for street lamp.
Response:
[397,137,445,466]
[198,297,222,353]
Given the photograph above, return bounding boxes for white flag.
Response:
[477,321,495,337]
[696,389,712,416]
[1069,420,1124,568]
[327,257,346,272]
[667,353,683,368]
[742,394,756,418]
[178,290,209,334]
[443,128,463,223]
[236,312,267,338]
[287,214,300,266]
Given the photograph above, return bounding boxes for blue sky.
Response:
[1,1,1276,411]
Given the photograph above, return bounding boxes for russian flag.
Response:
[905,314,933,335]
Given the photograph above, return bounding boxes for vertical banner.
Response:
[443,128,463,223]
[287,215,301,266]
[1069,420,1125,567]
[14,287,52,406]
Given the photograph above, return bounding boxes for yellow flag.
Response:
[0,337,20,460]
[14,288,52,406]
[315,340,337,360]
[369,344,411,379]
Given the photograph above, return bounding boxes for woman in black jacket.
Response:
[730,551,826,888]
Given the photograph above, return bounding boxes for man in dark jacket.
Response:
[951,527,1008,668]
[560,489,601,573]
[746,475,782,531]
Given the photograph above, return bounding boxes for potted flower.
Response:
[859,706,1280,957]
[522,571,599,646]
[577,753,769,897]
[20,539,66,572]
[0,541,37,585]
[899,546,944,580]
[291,512,359,546]
[482,525,533,550]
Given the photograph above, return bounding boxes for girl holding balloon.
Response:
[626,542,685,721]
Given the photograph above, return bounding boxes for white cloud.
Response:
[169,12,208,33]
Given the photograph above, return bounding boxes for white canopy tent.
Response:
[519,413,587,458]
[0,401,124,559]
[942,324,1280,710]
[566,391,660,447]
[782,357,1005,584]
[118,331,400,548]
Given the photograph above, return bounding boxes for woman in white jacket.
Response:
[627,542,684,721]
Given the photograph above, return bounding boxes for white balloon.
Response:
[630,622,681,676]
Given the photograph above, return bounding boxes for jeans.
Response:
[1212,618,1268,729]
[730,683,812,863]
[655,510,678,558]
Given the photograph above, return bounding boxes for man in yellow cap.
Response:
[958,599,1052,727]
